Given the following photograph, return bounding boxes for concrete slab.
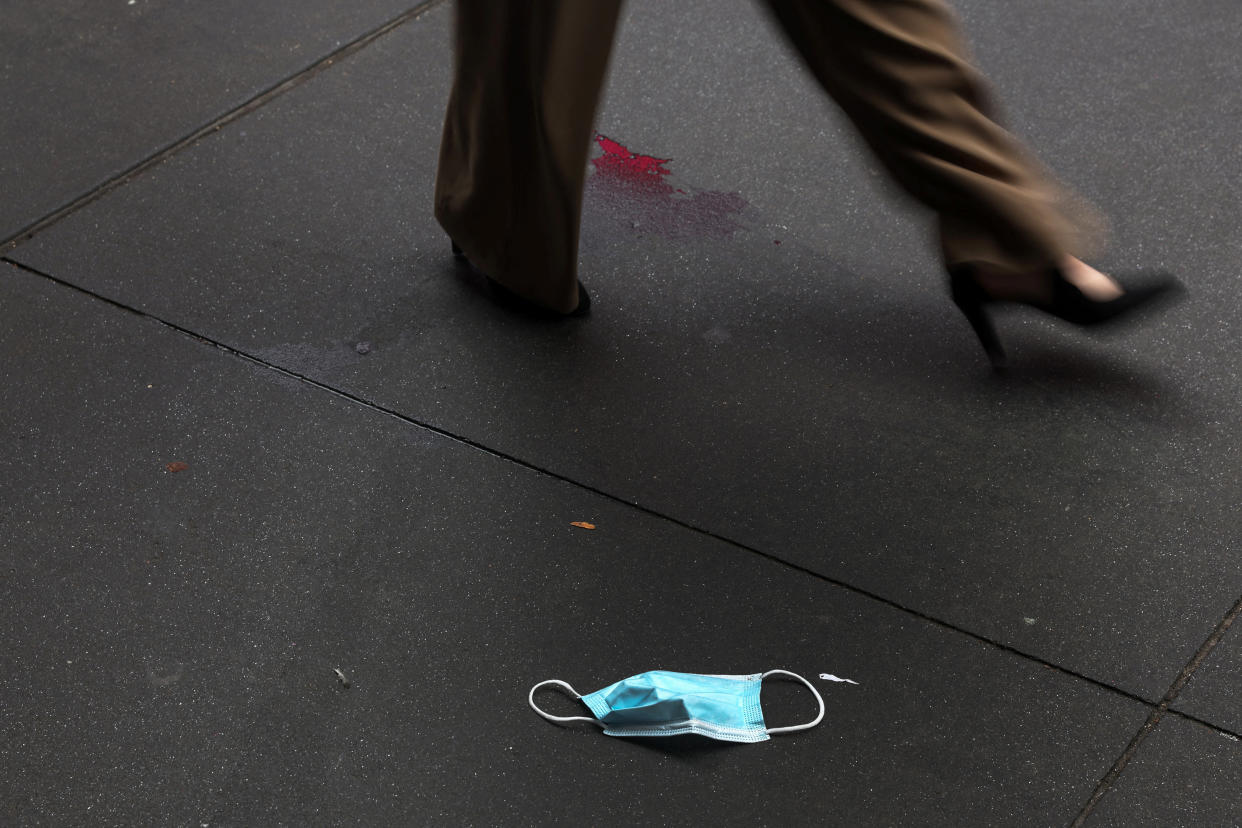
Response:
[1087,716,1242,826]
[0,261,1147,824]
[0,0,424,241]
[9,0,1242,702]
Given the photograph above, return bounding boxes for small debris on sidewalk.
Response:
[165,461,189,473]
[819,673,859,685]
[333,668,351,689]
[571,521,596,530]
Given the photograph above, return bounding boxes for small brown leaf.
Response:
[570,521,596,530]
[165,461,189,473]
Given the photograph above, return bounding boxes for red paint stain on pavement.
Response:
[593,135,673,183]
[587,133,748,240]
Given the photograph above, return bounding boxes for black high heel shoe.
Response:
[948,263,1183,367]
[451,241,590,317]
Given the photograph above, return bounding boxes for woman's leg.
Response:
[434,0,623,314]
[762,0,1104,280]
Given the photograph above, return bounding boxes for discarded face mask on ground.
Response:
[528,669,824,743]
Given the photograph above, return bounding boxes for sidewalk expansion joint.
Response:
[1070,589,1242,826]
[0,0,446,253]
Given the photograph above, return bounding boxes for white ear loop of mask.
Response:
[761,669,826,735]
[528,679,606,726]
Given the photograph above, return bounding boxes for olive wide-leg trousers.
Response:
[434,0,1098,314]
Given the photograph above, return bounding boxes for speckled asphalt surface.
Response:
[3,1,1241,824]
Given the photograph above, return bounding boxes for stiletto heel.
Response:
[948,263,1183,367]
[949,266,1006,367]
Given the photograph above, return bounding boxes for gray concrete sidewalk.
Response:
[3,1,1241,824]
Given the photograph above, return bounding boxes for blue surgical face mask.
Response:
[528,669,824,743]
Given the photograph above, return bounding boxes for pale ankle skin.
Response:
[973,257,1124,304]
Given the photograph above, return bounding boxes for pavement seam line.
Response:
[0,0,447,253]
[1069,590,1242,826]
[10,255,1230,741]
